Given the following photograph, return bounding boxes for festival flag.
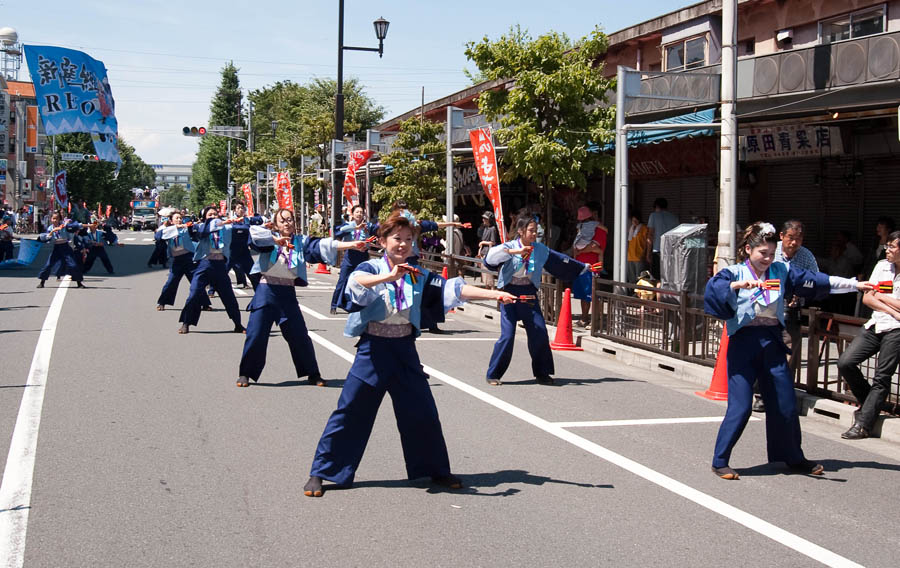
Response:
[241,183,254,216]
[23,45,120,164]
[53,170,68,210]
[275,171,294,210]
[342,150,375,207]
[106,205,112,218]
[469,127,506,241]
[219,200,227,216]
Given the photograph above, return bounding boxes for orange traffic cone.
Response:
[695,326,729,400]
[550,288,583,351]
[315,263,330,274]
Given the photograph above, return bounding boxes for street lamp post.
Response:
[333,0,389,229]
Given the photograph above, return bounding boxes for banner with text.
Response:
[219,200,227,216]
[469,127,506,241]
[23,45,120,164]
[740,124,843,161]
[275,171,293,210]
[26,106,38,153]
[241,183,254,216]
[342,150,375,208]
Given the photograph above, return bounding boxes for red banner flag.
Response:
[106,205,112,218]
[241,183,254,216]
[342,150,375,207]
[97,203,102,219]
[469,127,506,241]
[219,200,227,216]
[275,171,294,210]
[54,170,68,210]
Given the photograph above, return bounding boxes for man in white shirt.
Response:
[837,231,900,439]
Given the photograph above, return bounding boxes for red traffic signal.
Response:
[182,126,208,137]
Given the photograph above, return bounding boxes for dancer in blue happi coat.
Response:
[704,221,872,480]
[482,214,588,386]
[226,201,264,290]
[303,214,516,497]
[236,208,366,387]
[82,218,124,274]
[330,204,379,314]
[37,211,86,288]
[177,206,244,334]
[155,212,211,311]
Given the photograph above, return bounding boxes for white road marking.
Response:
[416,338,497,341]
[305,332,862,568]
[555,416,761,428]
[298,303,346,321]
[0,280,70,568]
[141,238,153,242]
[124,238,136,241]
[232,287,248,296]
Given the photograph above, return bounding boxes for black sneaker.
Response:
[752,394,766,413]
[431,474,463,489]
[841,424,870,440]
[36,280,45,288]
[535,375,555,385]
[307,374,326,387]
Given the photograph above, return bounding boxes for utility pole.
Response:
[717,0,738,270]
[12,100,24,213]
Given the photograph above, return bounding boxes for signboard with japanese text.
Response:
[740,124,843,161]
[469,127,506,241]
[25,106,39,153]
[341,150,374,207]
[23,45,120,164]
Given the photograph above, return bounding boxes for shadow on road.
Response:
[495,376,641,387]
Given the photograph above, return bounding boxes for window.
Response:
[820,5,886,44]
[664,36,707,71]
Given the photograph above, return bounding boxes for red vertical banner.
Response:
[469,127,506,241]
[97,203,102,219]
[342,150,375,207]
[219,200,227,216]
[106,205,112,218]
[25,106,39,153]
[241,183,254,216]
[275,172,294,210]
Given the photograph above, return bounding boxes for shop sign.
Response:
[739,124,843,161]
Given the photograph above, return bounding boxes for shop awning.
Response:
[596,108,717,151]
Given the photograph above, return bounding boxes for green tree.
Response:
[159,183,188,208]
[465,25,616,229]
[372,117,446,221]
[191,62,243,211]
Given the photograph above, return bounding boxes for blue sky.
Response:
[13,0,683,165]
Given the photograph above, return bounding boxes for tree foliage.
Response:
[52,133,155,213]
[464,25,616,225]
[191,62,243,211]
[372,117,446,221]
[158,183,188,209]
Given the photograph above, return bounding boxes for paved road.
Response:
[1,234,899,567]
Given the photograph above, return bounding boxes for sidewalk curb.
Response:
[454,301,900,445]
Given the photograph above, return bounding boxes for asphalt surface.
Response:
[2,232,900,567]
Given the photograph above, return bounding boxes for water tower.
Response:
[0,27,22,81]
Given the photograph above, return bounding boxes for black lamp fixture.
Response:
[373,17,390,57]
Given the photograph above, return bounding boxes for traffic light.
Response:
[182,126,208,137]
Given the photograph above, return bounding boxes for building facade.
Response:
[151,164,193,190]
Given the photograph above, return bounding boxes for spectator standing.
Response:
[837,231,900,440]
[572,205,607,327]
[863,216,896,277]
[477,211,500,289]
[626,209,650,285]
[647,197,679,278]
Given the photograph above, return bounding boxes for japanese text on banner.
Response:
[342,150,375,207]
[275,172,293,210]
[468,128,506,241]
[241,183,254,216]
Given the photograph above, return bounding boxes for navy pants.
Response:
[239,283,319,381]
[179,258,241,327]
[158,254,210,307]
[148,241,167,267]
[0,241,12,261]
[83,246,113,273]
[487,283,554,381]
[712,326,806,468]
[310,334,451,486]
[228,249,258,289]
[39,243,83,282]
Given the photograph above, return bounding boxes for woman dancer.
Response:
[237,208,365,387]
[482,214,588,386]
[177,206,243,334]
[304,214,516,497]
[704,222,872,480]
[37,211,86,289]
[155,212,210,311]
[330,204,378,314]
